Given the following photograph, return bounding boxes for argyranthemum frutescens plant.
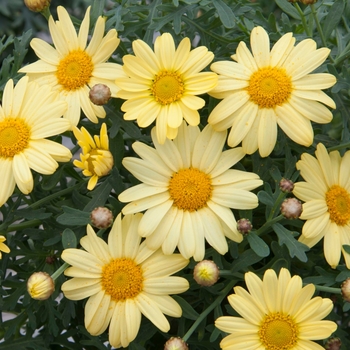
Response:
[1,0,350,349]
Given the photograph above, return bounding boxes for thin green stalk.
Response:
[6,219,42,232]
[40,6,51,21]
[310,4,330,57]
[294,3,313,37]
[255,214,284,236]
[51,262,70,281]
[182,279,237,342]
[311,284,341,294]
[267,192,286,222]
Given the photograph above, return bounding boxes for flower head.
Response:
[24,0,50,12]
[115,33,218,144]
[73,123,114,190]
[164,337,189,350]
[61,213,189,349]
[0,77,72,206]
[0,235,10,258]
[118,122,262,261]
[27,271,55,300]
[341,277,350,302]
[215,268,337,350]
[208,26,336,157]
[19,6,125,127]
[293,143,350,268]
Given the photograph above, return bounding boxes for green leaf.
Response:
[247,232,270,258]
[275,0,301,20]
[231,249,263,272]
[14,208,51,220]
[56,206,91,226]
[273,223,309,262]
[212,0,235,28]
[343,244,350,255]
[323,0,345,40]
[258,190,274,206]
[83,179,113,212]
[62,228,78,249]
[172,295,199,320]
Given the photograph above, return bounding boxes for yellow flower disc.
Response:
[247,67,292,108]
[168,168,212,211]
[326,185,350,226]
[0,118,30,158]
[101,258,143,301]
[56,50,93,91]
[259,313,299,350]
[151,71,184,105]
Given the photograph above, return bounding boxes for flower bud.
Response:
[89,84,111,105]
[300,0,317,4]
[237,218,253,235]
[325,337,342,350]
[280,198,302,219]
[90,207,114,229]
[24,0,51,12]
[27,272,55,300]
[341,277,350,302]
[164,337,189,350]
[193,260,220,287]
[279,178,294,193]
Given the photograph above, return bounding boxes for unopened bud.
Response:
[279,178,294,193]
[325,337,342,350]
[193,260,220,287]
[341,277,350,302]
[164,337,189,350]
[89,84,111,105]
[280,198,302,219]
[24,0,51,12]
[90,207,114,229]
[27,272,55,300]
[237,218,253,235]
[300,0,317,4]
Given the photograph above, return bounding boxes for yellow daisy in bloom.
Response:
[208,26,336,157]
[0,235,10,259]
[19,6,125,127]
[73,123,114,190]
[0,76,72,207]
[215,268,337,350]
[293,143,350,269]
[61,213,189,349]
[115,32,218,144]
[118,122,262,261]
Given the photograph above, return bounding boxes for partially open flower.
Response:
[90,207,114,229]
[27,272,55,300]
[280,198,303,219]
[89,84,112,106]
[24,0,50,12]
[164,337,189,350]
[193,260,220,287]
[0,235,10,259]
[341,277,350,302]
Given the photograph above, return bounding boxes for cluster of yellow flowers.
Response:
[1,4,347,349]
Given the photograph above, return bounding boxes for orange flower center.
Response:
[326,185,350,226]
[151,71,184,105]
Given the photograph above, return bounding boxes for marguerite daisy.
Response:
[61,213,189,349]
[215,268,337,350]
[115,32,218,144]
[118,121,262,261]
[208,26,336,157]
[0,76,71,207]
[19,6,125,127]
[293,143,350,268]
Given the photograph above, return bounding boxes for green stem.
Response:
[294,3,312,37]
[327,141,350,152]
[6,219,42,232]
[267,192,286,222]
[311,284,341,294]
[40,6,52,21]
[182,279,236,342]
[310,4,329,53]
[51,262,70,281]
[255,215,284,236]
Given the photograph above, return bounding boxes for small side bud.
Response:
[89,84,111,105]
[90,207,114,229]
[325,337,342,350]
[164,337,189,350]
[280,198,302,219]
[341,277,350,302]
[27,272,55,300]
[237,218,253,235]
[24,0,51,12]
[279,178,294,193]
[193,260,220,287]
[300,0,317,4]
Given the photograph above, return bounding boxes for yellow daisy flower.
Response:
[61,213,189,349]
[0,235,10,259]
[19,6,125,127]
[73,123,114,190]
[118,122,262,261]
[293,143,350,269]
[208,26,336,157]
[215,268,337,350]
[115,32,218,144]
[0,76,72,207]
